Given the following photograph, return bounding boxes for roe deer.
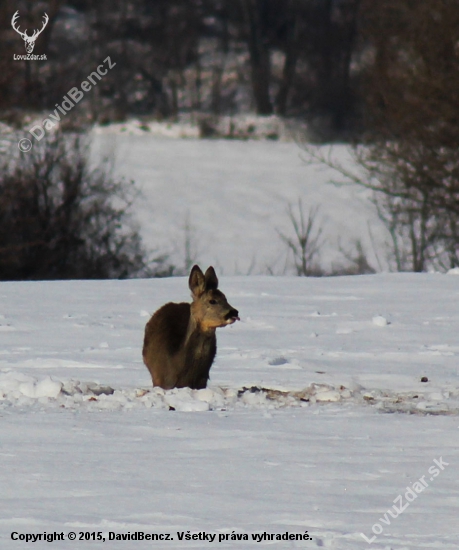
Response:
[143,265,239,390]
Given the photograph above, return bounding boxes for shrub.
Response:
[0,132,155,280]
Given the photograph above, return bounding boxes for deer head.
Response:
[11,11,49,54]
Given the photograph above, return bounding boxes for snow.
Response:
[90,134,384,275]
[1,129,458,547]
[372,315,389,327]
[1,273,459,548]
[93,118,201,140]
[92,114,301,142]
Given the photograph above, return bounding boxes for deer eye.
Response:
[209,299,217,305]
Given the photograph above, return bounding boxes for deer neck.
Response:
[185,312,216,347]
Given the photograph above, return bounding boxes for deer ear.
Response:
[189,265,206,297]
[204,266,218,290]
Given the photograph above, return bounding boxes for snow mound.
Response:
[198,114,298,141]
[1,371,459,415]
[0,373,62,403]
[18,377,62,399]
[92,118,200,139]
[90,114,304,141]
[372,315,389,326]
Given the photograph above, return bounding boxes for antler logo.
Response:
[11,10,49,54]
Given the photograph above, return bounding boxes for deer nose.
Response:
[226,308,239,320]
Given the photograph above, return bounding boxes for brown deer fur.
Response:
[143,265,239,390]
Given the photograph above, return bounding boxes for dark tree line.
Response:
[2,0,459,277]
[1,0,363,135]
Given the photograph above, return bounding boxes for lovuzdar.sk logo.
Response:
[11,10,48,60]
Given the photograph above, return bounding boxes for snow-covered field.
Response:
[92,133,383,275]
[1,272,458,549]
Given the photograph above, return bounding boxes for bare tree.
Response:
[238,0,273,115]
[334,238,375,275]
[278,200,325,276]
[357,0,459,270]
[301,0,459,272]
[181,211,200,275]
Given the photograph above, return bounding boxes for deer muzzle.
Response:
[225,308,240,324]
